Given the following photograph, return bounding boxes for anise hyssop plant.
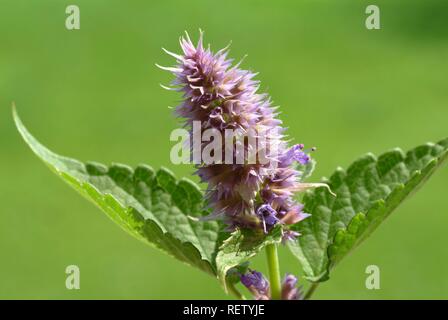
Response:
[14,32,448,300]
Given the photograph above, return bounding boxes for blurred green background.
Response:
[1,0,447,299]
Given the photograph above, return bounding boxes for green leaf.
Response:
[288,138,448,282]
[216,225,282,290]
[13,108,222,276]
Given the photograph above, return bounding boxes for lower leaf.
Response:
[289,138,448,282]
[14,108,222,276]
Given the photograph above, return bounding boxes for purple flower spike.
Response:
[240,270,270,300]
[281,230,301,244]
[281,274,302,300]
[256,204,279,233]
[281,144,315,166]
[241,270,303,300]
[280,205,311,225]
[161,31,319,234]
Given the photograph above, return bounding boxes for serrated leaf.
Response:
[216,225,282,290]
[288,139,448,282]
[13,108,222,276]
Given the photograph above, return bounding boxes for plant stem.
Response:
[303,282,319,300]
[265,243,282,300]
[227,281,247,300]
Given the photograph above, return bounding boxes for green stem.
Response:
[265,243,282,300]
[303,282,319,300]
[227,281,247,300]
